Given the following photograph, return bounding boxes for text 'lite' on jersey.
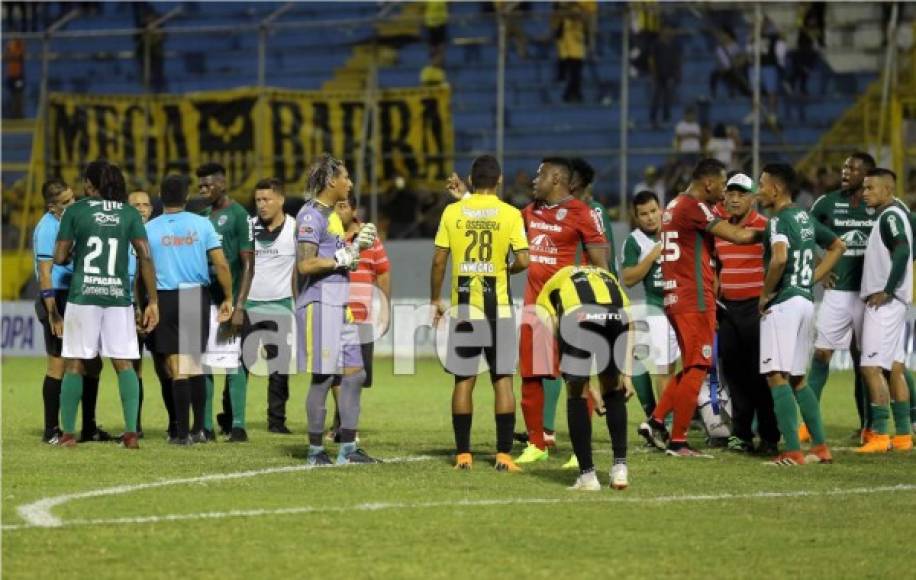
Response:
[57,198,146,307]
[659,194,720,314]
[522,197,606,304]
[763,205,838,307]
[434,194,528,319]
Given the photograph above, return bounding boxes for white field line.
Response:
[5,481,915,532]
[12,455,434,529]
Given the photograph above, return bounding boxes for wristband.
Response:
[40,289,55,299]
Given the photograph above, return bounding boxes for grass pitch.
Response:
[2,357,915,579]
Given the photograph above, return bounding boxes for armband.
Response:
[40,289,55,299]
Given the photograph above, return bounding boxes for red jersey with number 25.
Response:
[522,198,606,305]
[660,193,721,314]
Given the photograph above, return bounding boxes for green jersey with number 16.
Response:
[763,205,837,306]
[57,197,147,307]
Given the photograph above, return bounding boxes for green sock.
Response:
[632,372,656,417]
[807,357,830,401]
[60,373,84,434]
[772,384,801,451]
[794,386,826,445]
[869,403,890,435]
[204,375,214,431]
[905,370,916,423]
[542,378,563,432]
[891,401,910,436]
[228,369,247,429]
[117,369,140,432]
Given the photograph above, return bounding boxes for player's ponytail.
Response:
[306,153,344,198]
[98,164,127,202]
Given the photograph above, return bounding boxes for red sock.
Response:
[652,372,681,424]
[520,378,545,449]
[670,367,707,442]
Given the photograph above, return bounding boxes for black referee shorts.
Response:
[35,289,70,357]
[445,315,517,378]
[557,304,627,384]
[149,287,209,356]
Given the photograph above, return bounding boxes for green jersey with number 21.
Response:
[57,197,146,307]
[763,205,837,307]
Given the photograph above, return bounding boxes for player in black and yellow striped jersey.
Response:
[431,155,529,472]
[536,265,635,491]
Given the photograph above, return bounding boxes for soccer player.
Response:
[620,190,678,418]
[297,154,379,465]
[53,163,159,449]
[856,168,913,453]
[145,175,233,445]
[756,163,845,466]
[35,170,112,443]
[127,188,154,436]
[516,157,607,465]
[195,162,255,442]
[327,194,391,440]
[713,174,780,454]
[244,178,297,434]
[805,152,876,439]
[637,158,766,457]
[536,265,634,491]
[431,154,529,471]
[33,179,76,443]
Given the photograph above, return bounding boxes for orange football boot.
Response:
[891,435,913,452]
[494,453,522,472]
[804,444,833,464]
[855,434,891,453]
[798,424,811,443]
[454,452,473,470]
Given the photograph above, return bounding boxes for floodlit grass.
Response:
[3,357,914,579]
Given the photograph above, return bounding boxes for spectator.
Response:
[134,6,166,93]
[674,105,702,161]
[649,25,681,128]
[554,3,587,103]
[1,202,20,249]
[629,1,661,77]
[706,123,736,170]
[425,1,448,54]
[505,169,533,209]
[4,38,24,118]
[709,29,751,98]
[632,165,667,206]
[384,174,419,239]
[788,9,823,97]
[759,18,788,122]
[495,2,531,59]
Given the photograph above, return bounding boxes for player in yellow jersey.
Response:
[536,265,634,490]
[431,155,530,471]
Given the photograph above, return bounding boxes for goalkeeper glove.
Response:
[356,222,378,249]
[334,247,356,270]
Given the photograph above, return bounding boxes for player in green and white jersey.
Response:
[620,190,678,417]
[806,152,876,436]
[890,196,916,432]
[757,164,846,466]
[195,162,255,443]
[53,163,159,449]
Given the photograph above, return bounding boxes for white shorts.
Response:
[814,290,865,351]
[894,320,911,364]
[760,296,815,376]
[860,300,906,371]
[202,305,242,369]
[647,314,680,369]
[62,303,139,360]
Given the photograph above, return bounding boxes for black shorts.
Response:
[149,287,210,356]
[35,289,70,357]
[557,304,627,384]
[445,316,517,378]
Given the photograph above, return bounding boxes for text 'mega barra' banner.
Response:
[36,85,453,196]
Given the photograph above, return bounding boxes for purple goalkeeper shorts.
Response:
[297,302,363,375]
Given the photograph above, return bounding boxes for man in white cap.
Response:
[714,172,780,454]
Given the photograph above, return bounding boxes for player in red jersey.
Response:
[637,159,763,457]
[516,157,609,464]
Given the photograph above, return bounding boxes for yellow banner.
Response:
[39,85,453,199]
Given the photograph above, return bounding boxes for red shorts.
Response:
[518,308,559,378]
[667,310,716,370]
